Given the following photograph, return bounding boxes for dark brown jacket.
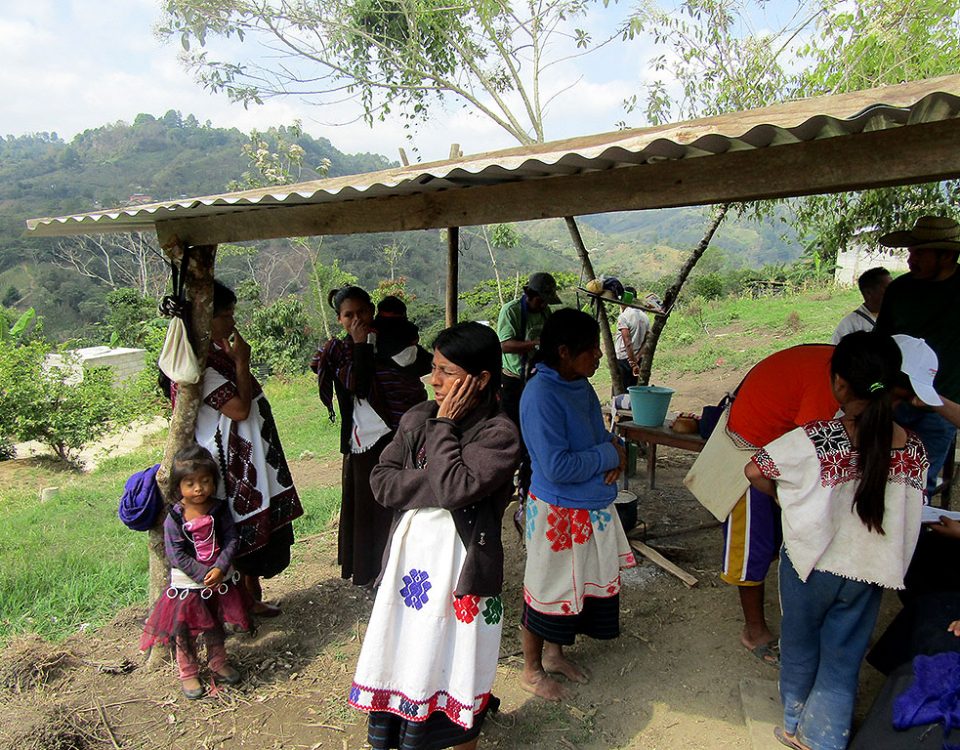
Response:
[370,399,521,597]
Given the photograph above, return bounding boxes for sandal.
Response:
[774,726,811,750]
[747,641,780,668]
[251,601,282,617]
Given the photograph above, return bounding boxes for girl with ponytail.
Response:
[746,331,928,750]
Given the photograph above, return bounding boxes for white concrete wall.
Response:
[45,347,147,385]
[835,245,908,286]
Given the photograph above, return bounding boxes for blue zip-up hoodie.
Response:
[520,362,620,509]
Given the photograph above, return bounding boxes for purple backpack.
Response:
[118,464,163,531]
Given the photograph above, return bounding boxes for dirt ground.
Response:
[0,369,897,750]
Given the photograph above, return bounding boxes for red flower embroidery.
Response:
[546,509,572,551]
[453,595,480,624]
[570,509,593,545]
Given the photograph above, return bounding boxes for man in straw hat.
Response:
[876,215,960,495]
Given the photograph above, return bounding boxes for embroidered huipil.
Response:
[752,419,928,589]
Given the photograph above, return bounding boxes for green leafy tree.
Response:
[630,0,960,382]
[247,296,313,376]
[158,0,634,388]
[160,0,628,145]
[104,288,165,348]
[0,339,138,464]
[788,0,960,260]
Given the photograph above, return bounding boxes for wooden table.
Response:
[614,418,706,490]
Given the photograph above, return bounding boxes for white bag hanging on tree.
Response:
[158,316,202,385]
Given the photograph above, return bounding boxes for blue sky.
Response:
[3,0,803,163]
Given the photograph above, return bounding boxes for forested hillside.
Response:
[1,112,801,341]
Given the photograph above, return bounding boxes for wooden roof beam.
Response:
[152,118,960,247]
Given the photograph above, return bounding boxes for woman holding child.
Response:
[311,287,431,587]
[348,322,521,750]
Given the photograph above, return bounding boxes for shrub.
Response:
[247,296,313,376]
[0,339,142,464]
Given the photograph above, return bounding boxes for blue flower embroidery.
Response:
[399,697,420,717]
[525,500,539,540]
[348,685,361,703]
[482,595,504,625]
[400,568,432,609]
[590,508,612,531]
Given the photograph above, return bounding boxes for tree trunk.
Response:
[146,242,217,663]
[446,227,460,326]
[480,226,505,307]
[637,204,730,386]
[564,216,623,395]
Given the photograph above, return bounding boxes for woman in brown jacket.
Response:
[347,322,521,750]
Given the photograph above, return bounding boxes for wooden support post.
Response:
[446,226,459,326]
[564,216,623,394]
[148,242,217,604]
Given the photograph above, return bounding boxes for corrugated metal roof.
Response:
[25,75,960,242]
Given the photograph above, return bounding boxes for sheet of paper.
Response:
[921,505,960,524]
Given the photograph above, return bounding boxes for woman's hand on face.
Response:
[348,315,370,344]
[221,329,251,366]
[436,374,480,421]
[949,619,960,637]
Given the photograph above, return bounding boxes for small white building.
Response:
[46,346,147,385]
[834,229,909,286]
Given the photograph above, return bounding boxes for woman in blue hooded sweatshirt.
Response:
[518,308,635,701]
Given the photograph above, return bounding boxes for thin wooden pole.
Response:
[446,227,459,326]
[564,216,623,394]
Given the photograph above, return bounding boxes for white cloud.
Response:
[1,0,665,162]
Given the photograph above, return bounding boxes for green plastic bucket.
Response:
[628,385,675,427]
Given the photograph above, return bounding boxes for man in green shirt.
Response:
[497,272,561,502]
[497,272,561,422]
[876,215,960,494]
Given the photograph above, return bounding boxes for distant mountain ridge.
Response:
[1,112,802,339]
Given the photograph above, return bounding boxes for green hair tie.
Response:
[869,381,885,393]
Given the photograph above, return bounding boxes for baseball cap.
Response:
[525,272,562,304]
[893,334,943,406]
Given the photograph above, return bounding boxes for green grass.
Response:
[263,374,341,460]
[0,379,345,645]
[647,283,861,377]
[0,442,165,643]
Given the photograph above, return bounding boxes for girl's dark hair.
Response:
[831,331,903,534]
[538,308,598,369]
[169,444,220,502]
[327,286,371,314]
[432,322,503,399]
[213,280,237,315]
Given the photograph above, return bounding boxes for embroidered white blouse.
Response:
[752,419,928,589]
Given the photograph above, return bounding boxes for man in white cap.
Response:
[876,215,960,494]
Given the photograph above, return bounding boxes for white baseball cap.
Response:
[893,334,943,406]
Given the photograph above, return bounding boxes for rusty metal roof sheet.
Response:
[25,75,960,242]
